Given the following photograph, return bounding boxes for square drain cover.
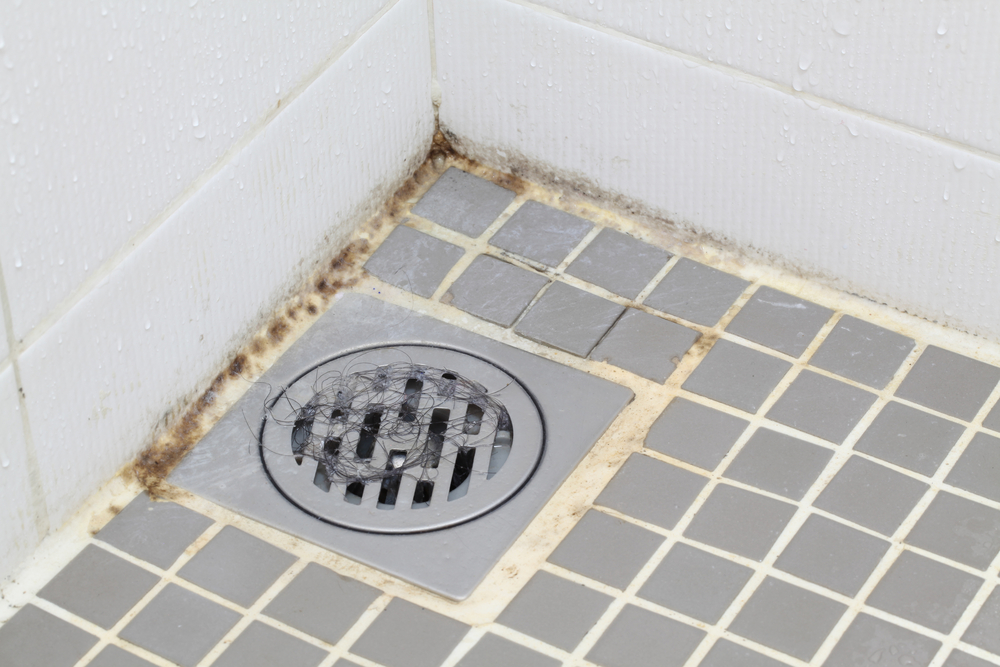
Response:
[171,295,632,599]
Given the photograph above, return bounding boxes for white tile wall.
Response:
[17,0,433,530]
[0,0,391,341]
[0,366,35,580]
[436,0,1000,341]
[530,0,1000,156]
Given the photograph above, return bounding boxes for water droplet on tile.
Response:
[953,155,968,170]
[833,19,852,36]
[13,251,22,268]
[1,452,9,469]
[798,52,812,70]
[145,320,151,330]
[937,20,947,35]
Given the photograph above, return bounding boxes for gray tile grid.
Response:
[905,491,1000,570]
[946,431,1000,503]
[211,620,328,667]
[96,492,213,570]
[683,483,798,561]
[681,339,793,414]
[944,651,1000,667]
[644,397,749,470]
[350,597,470,667]
[810,315,916,389]
[0,604,98,667]
[589,308,701,383]
[766,369,878,443]
[699,639,789,667]
[585,603,706,667]
[962,586,1000,655]
[725,285,834,357]
[823,613,942,667]
[363,224,466,298]
[456,633,561,667]
[723,428,833,501]
[594,452,708,530]
[895,345,1000,421]
[643,257,750,327]
[488,199,593,267]
[565,227,671,299]
[443,254,549,326]
[984,400,1000,432]
[514,280,625,356]
[88,645,158,667]
[411,167,517,237]
[854,401,966,476]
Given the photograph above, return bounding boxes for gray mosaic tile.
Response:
[0,604,97,667]
[983,400,1000,432]
[854,402,965,476]
[89,645,158,667]
[810,315,916,389]
[725,286,833,357]
[729,577,847,661]
[263,562,381,645]
[823,613,941,667]
[700,639,788,667]
[644,397,749,471]
[683,484,797,561]
[766,370,878,443]
[944,651,998,667]
[895,346,1000,421]
[496,570,613,651]
[962,587,1000,655]
[443,254,548,326]
[96,492,213,569]
[212,621,328,667]
[333,660,363,667]
[456,633,560,667]
[594,453,708,530]
[637,542,753,623]
[350,598,470,667]
[119,583,241,667]
[37,544,159,629]
[589,308,701,383]
[643,258,750,327]
[178,526,297,607]
[774,514,890,596]
[585,604,705,667]
[412,167,516,237]
[565,228,671,299]
[867,551,983,634]
[905,491,1000,570]
[514,281,625,356]
[723,428,833,500]
[548,509,663,589]
[488,200,593,267]
[363,225,466,298]
[946,432,1000,503]
[813,456,928,536]
[681,339,792,414]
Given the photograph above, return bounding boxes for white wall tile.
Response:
[529,0,1000,156]
[436,0,1000,340]
[18,0,434,529]
[0,0,391,341]
[0,307,9,364]
[0,367,38,580]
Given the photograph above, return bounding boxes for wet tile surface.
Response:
[638,543,753,623]
[548,510,663,589]
[644,397,749,470]
[682,339,792,414]
[946,432,1000,503]
[350,598,470,667]
[683,484,797,561]
[962,587,1000,655]
[0,604,97,667]
[813,456,928,536]
[586,604,705,667]
[212,621,328,667]
[594,453,708,530]
[725,286,833,357]
[514,281,625,356]
[589,308,700,383]
[444,254,548,326]
[363,225,466,297]
[895,346,1000,421]
[411,167,516,237]
[723,428,833,500]
[88,645,158,667]
[643,258,749,326]
[700,639,787,667]
[96,492,212,570]
[766,370,877,443]
[905,492,1000,570]
[823,613,941,667]
[565,228,670,299]
[810,315,915,389]
[488,200,592,267]
[854,401,965,476]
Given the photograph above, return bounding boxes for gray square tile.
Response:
[637,542,753,623]
[263,562,381,645]
[548,510,663,589]
[867,551,983,633]
[723,428,833,500]
[38,544,159,629]
[644,398,749,471]
[643,258,750,327]
[944,650,998,667]
[726,286,833,357]
[823,613,941,667]
[514,281,625,356]
[983,400,1000,432]
[443,254,548,326]
[766,370,878,443]
[775,514,890,596]
[962,586,1000,655]
[589,309,701,383]
[729,577,847,661]
[412,167,516,237]
[810,316,916,389]
[96,492,213,569]
[681,339,792,414]
[119,583,241,667]
[89,645,158,667]
[0,604,97,667]
[488,200,593,267]
[854,402,965,476]
[456,633,560,667]
[683,484,797,561]
[350,598,470,667]
[595,453,708,530]
[333,660,363,667]
[946,432,1000,503]
[813,457,928,536]
[585,604,705,667]
[896,346,1000,421]
[565,228,671,299]
[496,571,613,651]
[178,526,296,607]
[363,225,466,298]
[906,491,1000,570]
[212,621,327,667]
[700,639,788,667]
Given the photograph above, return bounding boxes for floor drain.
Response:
[260,345,544,534]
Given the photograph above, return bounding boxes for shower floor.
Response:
[2,155,999,667]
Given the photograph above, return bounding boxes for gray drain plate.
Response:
[171,294,632,600]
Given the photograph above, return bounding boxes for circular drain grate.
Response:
[259,345,544,534]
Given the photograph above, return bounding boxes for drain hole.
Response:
[356,410,383,459]
[487,416,513,480]
[412,480,434,509]
[292,417,314,465]
[313,463,332,492]
[345,481,365,505]
[377,450,407,510]
[464,404,483,435]
[399,379,423,423]
[448,447,475,501]
[423,408,450,469]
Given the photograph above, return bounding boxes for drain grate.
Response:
[260,345,544,534]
